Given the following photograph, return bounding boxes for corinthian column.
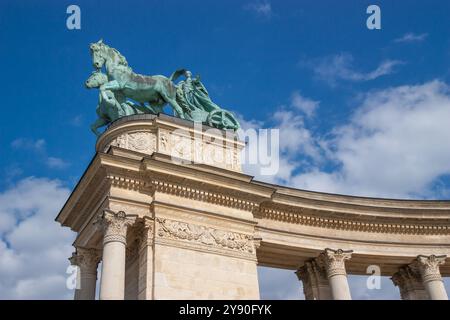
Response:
[320,248,353,300]
[296,258,331,300]
[412,255,448,300]
[391,266,428,300]
[96,210,136,300]
[69,247,101,300]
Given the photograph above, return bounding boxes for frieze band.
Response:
[156,217,255,254]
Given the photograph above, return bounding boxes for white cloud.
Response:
[245,1,272,18]
[290,91,319,117]
[306,53,403,86]
[239,105,323,184]
[272,109,322,160]
[46,157,70,169]
[291,80,450,198]
[244,79,450,199]
[394,32,428,43]
[0,177,75,299]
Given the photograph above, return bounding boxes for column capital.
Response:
[320,248,353,278]
[412,255,447,283]
[69,247,101,274]
[391,266,421,288]
[391,265,427,300]
[296,258,330,300]
[95,210,137,245]
[138,217,154,251]
[296,259,328,283]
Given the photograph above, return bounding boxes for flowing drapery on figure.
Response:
[176,71,221,121]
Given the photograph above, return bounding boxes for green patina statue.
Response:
[87,40,240,136]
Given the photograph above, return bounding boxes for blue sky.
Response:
[0,0,450,299]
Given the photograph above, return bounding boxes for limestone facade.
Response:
[57,115,450,300]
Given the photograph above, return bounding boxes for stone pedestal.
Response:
[96,114,245,172]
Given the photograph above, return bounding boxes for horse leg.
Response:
[90,117,109,136]
[160,91,185,119]
[135,102,150,114]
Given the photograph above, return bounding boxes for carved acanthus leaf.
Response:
[319,248,352,278]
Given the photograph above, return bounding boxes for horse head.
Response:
[90,39,107,69]
[85,70,108,88]
[90,39,129,70]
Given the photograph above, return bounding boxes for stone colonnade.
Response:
[69,211,449,300]
[391,255,448,300]
[296,249,448,300]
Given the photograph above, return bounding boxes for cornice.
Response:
[256,204,450,235]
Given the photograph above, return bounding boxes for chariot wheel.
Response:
[207,109,239,130]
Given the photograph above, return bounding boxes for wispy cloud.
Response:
[247,80,450,199]
[46,157,70,169]
[303,53,403,86]
[244,1,272,18]
[290,91,319,117]
[11,138,46,152]
[11,138,70,170]
[394,32,428,43]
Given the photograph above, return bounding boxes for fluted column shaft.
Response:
[69,248,101,300]
[320,248,353,300]
[296,258,331,300]
[414,255,448,300]
[97,210,136,300]
[138,218,154,300]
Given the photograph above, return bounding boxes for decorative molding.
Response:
[151,179,257,211]
[106,174,151,192]
[155,218,255,256]
[257,206,450,235]
[105,130,157,155]
[319,248,352,278]
[103,173,450,237]
[105,172,258,212]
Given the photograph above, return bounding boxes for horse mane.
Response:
[108,47,129,67]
